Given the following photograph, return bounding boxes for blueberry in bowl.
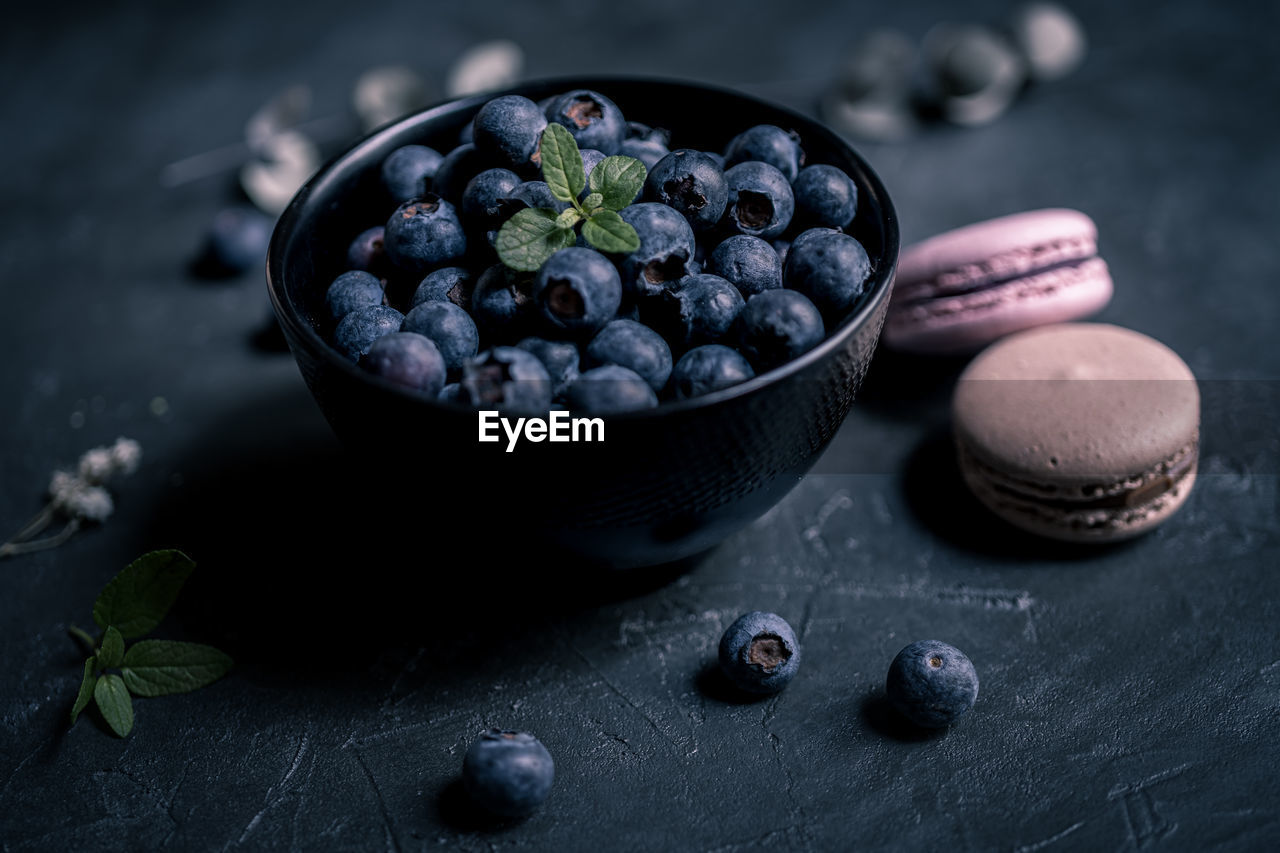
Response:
[267,77,898,569]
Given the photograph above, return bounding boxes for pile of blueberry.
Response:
[321,89,875,414]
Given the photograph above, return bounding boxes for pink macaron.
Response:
[884,208,1113,354]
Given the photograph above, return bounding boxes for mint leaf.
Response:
[555,208,581,230]
[582,209,641,254]
[122,640,234,697]
[497,208,573,272]
[589,156,646,210]
[98,626,124,668]
[92,550,195,639]
[94,674,133,737]
[539,124,585,203]
[70,658,97,725]
[582,192,604,213]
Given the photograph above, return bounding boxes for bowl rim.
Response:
[267,74,900,420]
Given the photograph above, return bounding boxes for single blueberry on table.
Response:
[533,247,622,338]
[718,611,801,695]
[472,264,535,340]
[346,226,389,275]
[472,95,548,175]
[615,203,696,300]
[644,149,728,232]
[736,290,825,372]
[707,234,783,297]
[885,640,979,728]
[462,168,524,231]
[325,270,386,323]
[792,164,858,229]
[564,365,659,414]
[545,89,626,155]
[381,144,444,203]
[411,266,475,312]
[383,194,467,276]
[652,273,745,352]
[461,347,552,413]
[332,304,404,362]
[360,332,446,396]
[204,206,273,274]
[462,729,555,819]
[401,300,480,372]
[783,227,872,321]
[723,124,805,182]
[432,143,491,204]
[515,336,580,399]
[584,319,673,393]
[671,345,755,399]
[722,161,795,240]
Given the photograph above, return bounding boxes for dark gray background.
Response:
[2,0,1277,850]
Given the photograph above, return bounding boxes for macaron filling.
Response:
[889,256,1107,323]
[893,233,1098,304]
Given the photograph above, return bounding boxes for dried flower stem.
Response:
[0,520,81,559]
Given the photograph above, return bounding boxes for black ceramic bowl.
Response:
[267,77,898,569]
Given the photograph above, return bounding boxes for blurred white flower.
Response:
[110,437,142,476]
[78,448,115,483]
[66,487,114,523]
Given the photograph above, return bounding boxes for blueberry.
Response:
[564,365,659,414]
[439,382,465,404]
[432,143,490,204]
[707,235,783,297]
[722,162,795,240]
[653,274,745,352]
[461,347,552,412]
[615,203,695,300]
[625,121,669,143]
[885,640,979,728]
[532,247,622,338]
[383,195,467,276]
[346,226,389,275]
[772,238,791,265]
[671,345,755,399]
[736,290,825,372]
[361,331,446,395]
[783,228,872,320]
[472,95,548,174]
[333,304,404,362]
[584,319,672,393]
[718,611,801,695]
[545,89,626,155]
[619,136,670,172]
[472,264,534,340]
[792,164,858,229]
[462,729,555,819]
[411,266,475,312]
[204,206,273,274]
[462,168,523,231]
[578,148,607,199]
[401,300,480,372]
[325,270,386,323]
[381,144,444,203]
[644,150,728,232]
[515,336,580,399]
[723,125,804,182]
[502,181,569,215]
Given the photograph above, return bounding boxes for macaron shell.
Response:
[884,256,1112,355]
[896,208,1097,285]
[953,323,1199,483]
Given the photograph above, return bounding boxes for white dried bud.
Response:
[78,448,116,483]
[66,487,114,523]
[48,470,83,504]
[110,437,142,476]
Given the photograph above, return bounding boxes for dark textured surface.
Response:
[2,1,1278,851]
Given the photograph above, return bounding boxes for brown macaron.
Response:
[952,323,1199,542]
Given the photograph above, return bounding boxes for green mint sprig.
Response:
[68,549,233,737]
[495,123,646,271]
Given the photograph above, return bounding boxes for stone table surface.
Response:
[2,0,1277,850]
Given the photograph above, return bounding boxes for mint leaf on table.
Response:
[92,549,195,639]
[94,674,134,737]
[496,208,575,272]
[539,123,586,202]
[589,155,646,210]
[97,625,125,668]
[582,209,641,254]
[70,658,97,724]
[121,640,233,697]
